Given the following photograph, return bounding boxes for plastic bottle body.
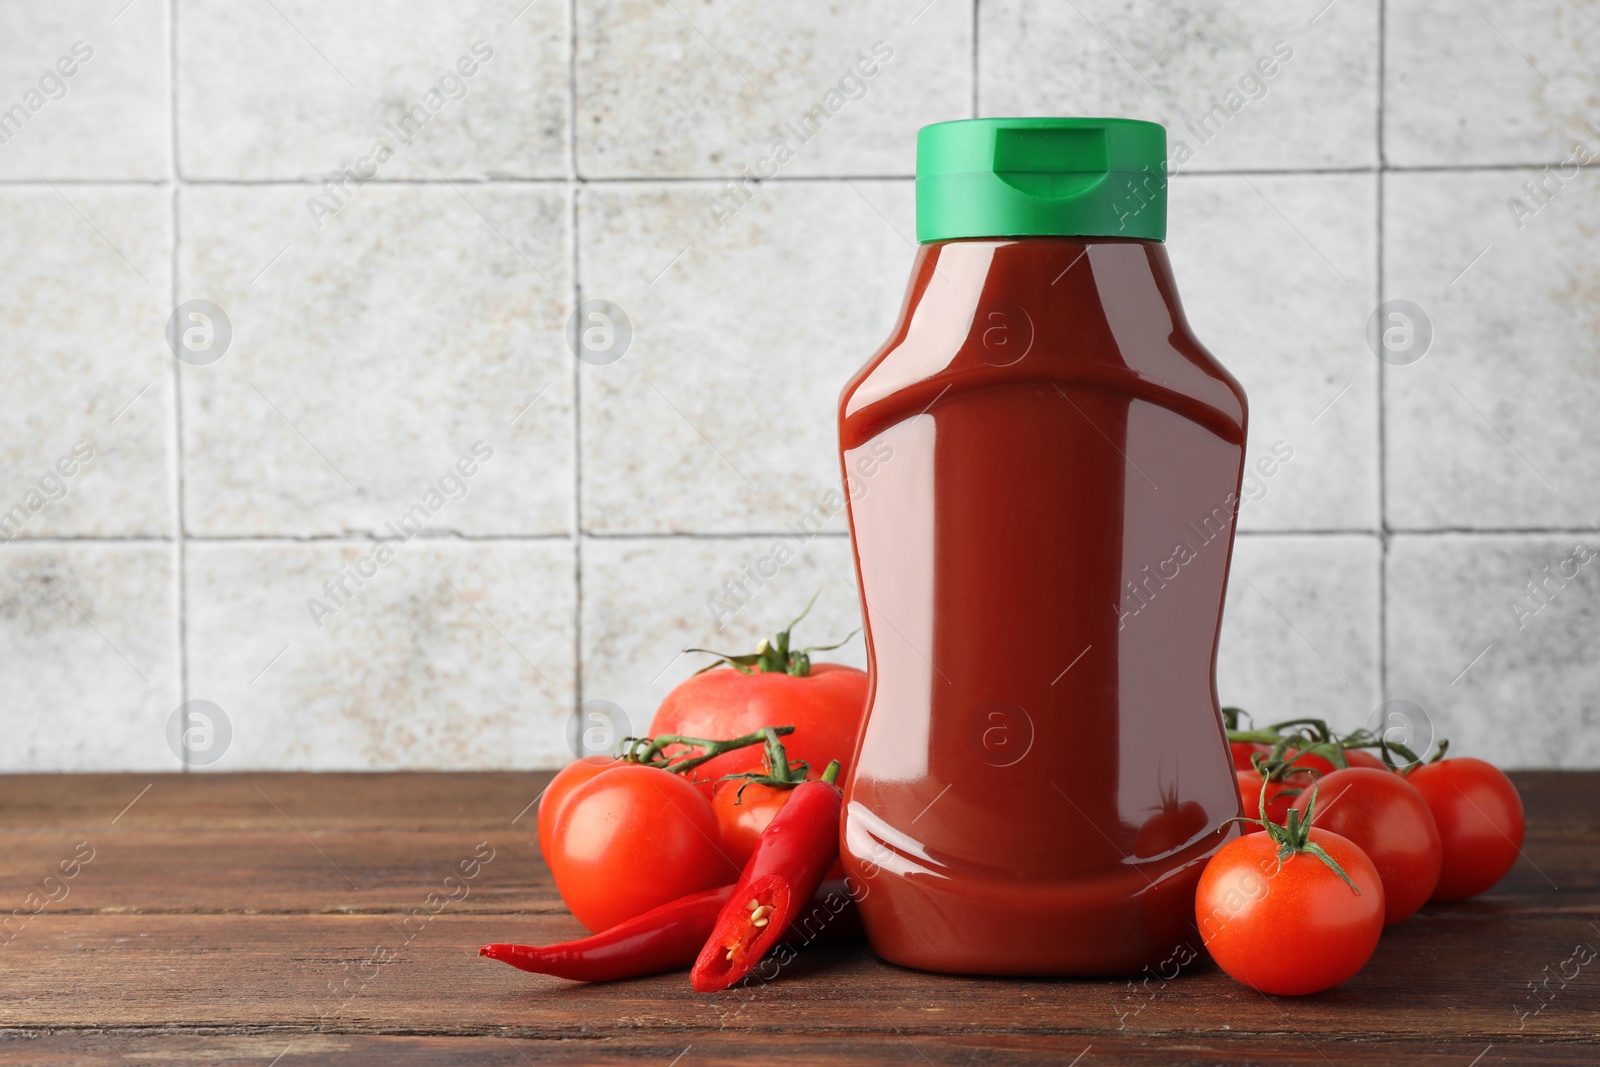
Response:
[837,236,1247,976]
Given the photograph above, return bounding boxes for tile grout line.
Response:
[14,528,1600,545]
[2,162,1591,189]
[971,0,979,118]
[1376,0,1389,710]
[568,0,584,717]
[169,0,189,773]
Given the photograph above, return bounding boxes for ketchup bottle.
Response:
[837,118,1247,976]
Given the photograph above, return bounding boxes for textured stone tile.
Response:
[1386,0,1600,166]
[0,187,172,539]
[186,540,575,770]
[980,0,1378,171]
[1169,173,1378,532]
[179,184,572,537]
[1384,168,1600,529]
[0,3,168,179]
[0,544,179,770]
[178,0,566,179]
[578,179,914,533]
[575,0,968,177]
[1388,534,1600,768]
[581,536,864,737]
[1216,534,1382,732]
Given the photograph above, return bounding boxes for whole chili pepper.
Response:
[690,759,843,993]
[480,879,858,983]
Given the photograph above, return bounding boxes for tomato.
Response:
[1196,828,1385,995]
[650,662,867,790]
[1230,741,1270,772]
[536,755,620,865]
[1406,758,1525,901]
[546,764,741,932]
[1281,747,1337,779]
[712,779,792,867]
[1235,770,1295,832]
[1343,748,1389,771]
[1291,768,1442,925]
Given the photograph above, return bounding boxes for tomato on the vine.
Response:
[1230,741,1271,772]
[1235,769,1295,833]
[1342,748,1389,771]
[1197,812,1384,996]
[712,779,793,867]
[546,764,740,932]
[651,600,867,789]
[1291,767,1441,925]
[1406,757,1525,901]
[536,754,620,865]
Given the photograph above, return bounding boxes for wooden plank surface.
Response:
[0,771,1593,1065]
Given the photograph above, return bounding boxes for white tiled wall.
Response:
[2,0,1596,770]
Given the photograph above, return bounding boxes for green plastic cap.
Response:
[916,117,1168,243]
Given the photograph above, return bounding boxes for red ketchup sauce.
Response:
[837,119,1247,976]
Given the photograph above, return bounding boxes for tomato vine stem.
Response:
[686,588,860,678]
[619,725,795,776]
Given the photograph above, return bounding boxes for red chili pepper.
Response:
[480,879,859,983]
[690,760,843,993]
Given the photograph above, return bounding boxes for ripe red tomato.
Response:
[1235,770,1295,832]
[1281,747,1337,779]
[1291,768,1442,925]
[1230,741,1271,771]
[711,779,792,867]
[1343,748,1389,771]
[536,755,620,865]
[650,662,867,789]
[711,777,850,877]
[1406,758,1525,901]
[1196,828,1385,995]
[546,764,740,932]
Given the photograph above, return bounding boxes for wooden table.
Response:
[0,771,1593,1065]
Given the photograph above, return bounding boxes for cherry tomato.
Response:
[1343,748,1389,771]
[1291,768,1442,925]
[1406,758,1525,901]
[1230,741,1271,772]
[1196,828,1385,995]
[1235,770,1295,833]
[546,764,740,932]
[536,755,620,865]
[1281,747,1337,779]
[650,662,867,789]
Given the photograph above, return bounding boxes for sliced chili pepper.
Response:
[690,760,843,993]
[480,879,859,984]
